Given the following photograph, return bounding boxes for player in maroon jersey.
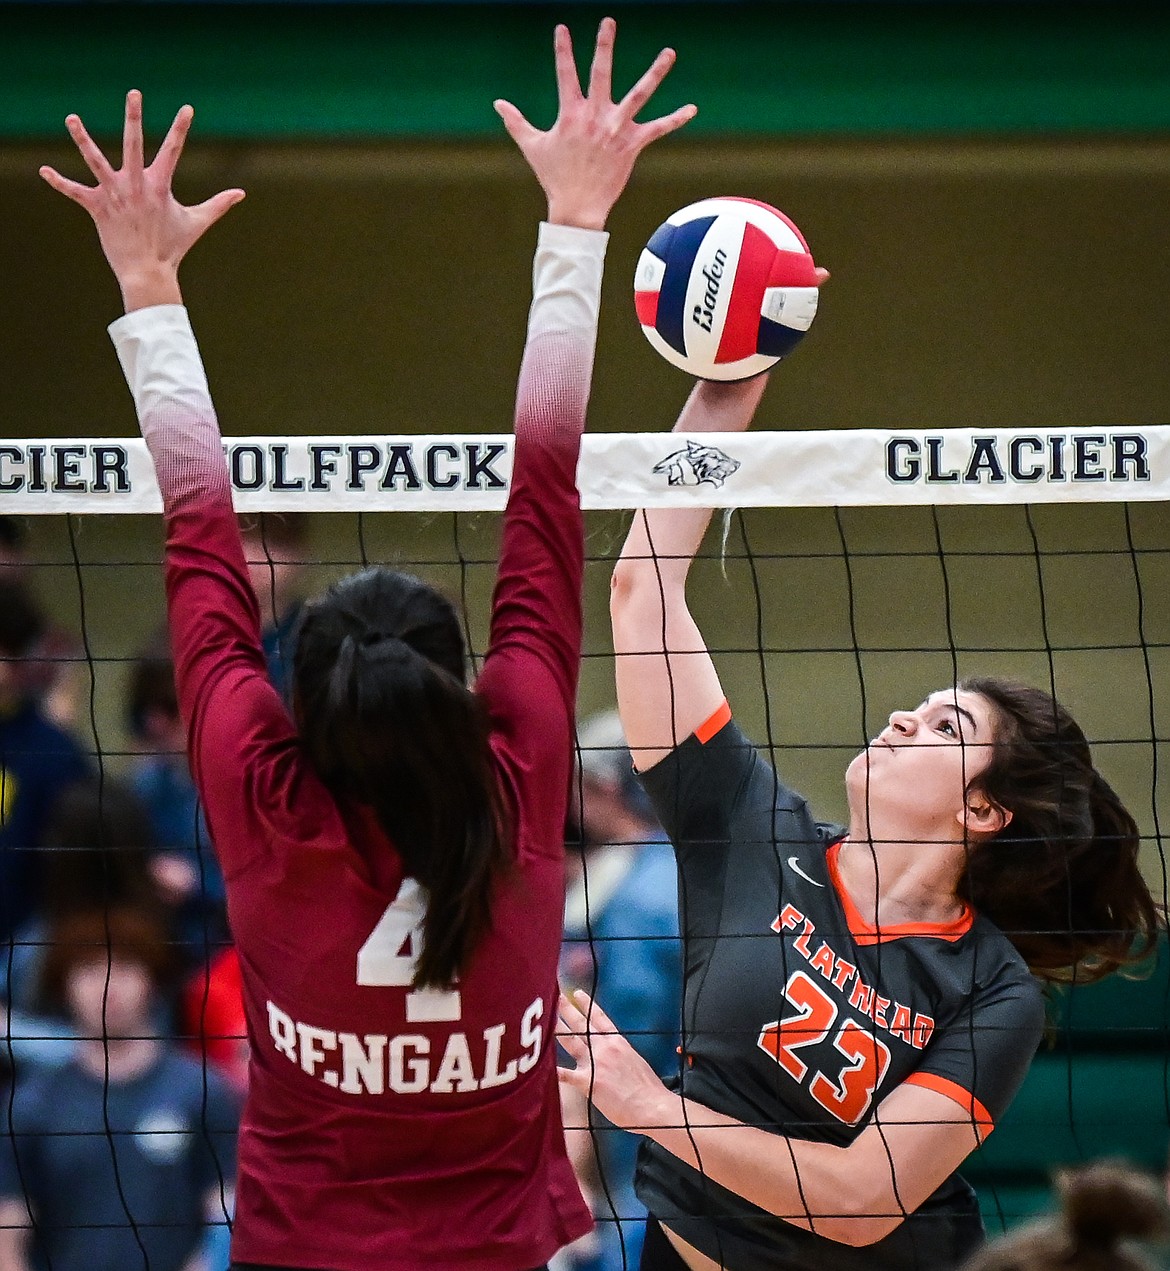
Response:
[556,373,1162,1271]
[40,19,695,1271]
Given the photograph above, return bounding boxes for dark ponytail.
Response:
[293,567,512,988]
[958,677,1162,985]
[961,1159,1170,1271]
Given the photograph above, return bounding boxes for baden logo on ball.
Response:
[634,196,820,382]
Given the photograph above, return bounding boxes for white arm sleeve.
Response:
[108,304,226,506]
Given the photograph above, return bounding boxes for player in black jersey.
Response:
[556,370,1162,1271]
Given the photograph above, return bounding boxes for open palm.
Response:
[40,90,244,306]
[495,17,696,231]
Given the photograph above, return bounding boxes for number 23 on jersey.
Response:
[758,970,891,1126]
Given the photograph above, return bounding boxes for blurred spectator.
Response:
[558,708,682,1271]
[126,629,229,970]
[124,622,253,1271]
[0,906,241,1271]
[0,578,89,950]
[5,775,166,1026]
[0,516,86,732]
[239,511,309,701]
[39,778,164,923]
[126,631,247,1098]
[961,1159,1170,1271]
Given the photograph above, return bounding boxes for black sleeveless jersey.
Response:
[634,716,1045,1271]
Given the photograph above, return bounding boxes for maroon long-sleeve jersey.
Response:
[110,224,604,1270]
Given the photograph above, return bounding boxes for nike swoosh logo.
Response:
[787,857,824,887]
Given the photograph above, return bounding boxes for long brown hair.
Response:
[958,677,1162,984]
[293,567,512,988]
[961,1159,1170,1271]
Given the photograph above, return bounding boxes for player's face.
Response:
[845,688,1002,838]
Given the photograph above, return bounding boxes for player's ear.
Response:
[960,792,1011,838]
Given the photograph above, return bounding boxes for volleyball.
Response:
[633,196,820,381]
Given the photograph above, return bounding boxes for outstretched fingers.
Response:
[556,990,640,1117]
[493,99,539,150]
[581,991,619,1032]
[619,46,677,120]
[121,89,145,178]
[636,101,699,148]
[558,1011,589,1052]
[191,187,247,231]
[64,113,116,185]
[503,17,694,229]
[44,90,247,294]
[553,23,583,106]
[38,165,95,208]
[559,988,618,1034]
[152,104,195,185]
[586,16,616,103]
[555,993,593,1078]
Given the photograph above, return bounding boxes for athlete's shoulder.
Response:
[695,715,818,813]
[646,710,756,774]
[968,913,1037,972]
[959,915,1046,1009]
[636,711,756,809]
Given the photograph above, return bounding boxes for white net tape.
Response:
[3,424,1168,514]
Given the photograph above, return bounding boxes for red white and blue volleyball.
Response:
[633,197,820,381]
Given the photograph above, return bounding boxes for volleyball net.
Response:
[2,423,1169,1261]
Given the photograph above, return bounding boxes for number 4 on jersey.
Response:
[758,969,890,1125]
[357,878,462,1023]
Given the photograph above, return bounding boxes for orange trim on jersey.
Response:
[904,1072,994,1140]
[826,840,974,945]
[695,701,732,744]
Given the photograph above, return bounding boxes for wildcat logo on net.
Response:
[653,440,741,488]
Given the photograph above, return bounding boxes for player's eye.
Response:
[937,718,958,737]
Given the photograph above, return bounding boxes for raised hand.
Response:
[495,17,696,232]
[40,89,245,311]
[557,989,675,1131]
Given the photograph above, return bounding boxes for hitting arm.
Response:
[610,375,770,772]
